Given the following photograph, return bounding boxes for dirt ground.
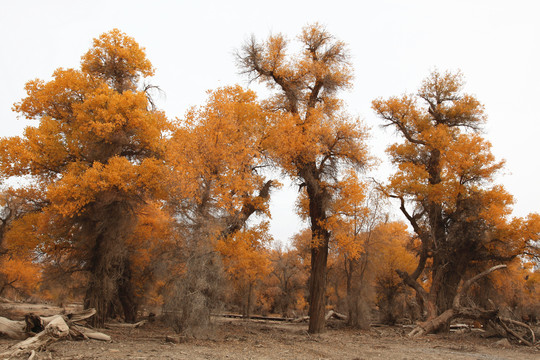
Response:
[1,303,539,360]
[1,318,539,360]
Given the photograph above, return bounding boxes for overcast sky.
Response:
[1,0,539,243]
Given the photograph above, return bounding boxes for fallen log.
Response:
[325,310,347,321]
[408,265,505,338]
[497,318,535,346]
[217,313,295,322]
[217,311,347,324]
[106,319,147,329]
[0,308,110,358]
[1,315,69,358]
[407,265,537,346]
[0,316,27,340]
[292,316,309,323]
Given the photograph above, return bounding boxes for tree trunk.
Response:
[303,173,330,334]
[118,257,138,323]
[84,234,112,328]
[434,270,461,314]
[303,165,331,334]
[82,199,136,327]
[429,257,463,331]
[245,282,253,319]
[345,260,354,325]
[308,236,329,333]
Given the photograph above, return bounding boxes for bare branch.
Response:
[453,264,507,308]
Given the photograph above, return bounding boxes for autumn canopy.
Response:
[0,26,538,339]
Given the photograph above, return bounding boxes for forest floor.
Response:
[1,302,539,359]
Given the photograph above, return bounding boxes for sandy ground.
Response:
[1,317,539,360]
[0,302,539,360]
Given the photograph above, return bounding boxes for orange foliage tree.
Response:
[163,86,274,331]
[217,224,271,317]
[256,247,307,317]
[0,189,43,297]
[237,23,370,333]
[0,186,50,298]
[371,222,416,324]
[326,173,373,326]
[322,174,415,326]
[0,29,170,325]
[166,86,272,237]
[123,201,175,312]
[373,70,540,321]
[473,259,540,322]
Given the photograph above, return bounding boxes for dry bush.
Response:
[377,290,420,325]
[345,281,375,329]
[162,237,224,338]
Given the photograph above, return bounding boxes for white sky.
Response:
[1,0,539,243]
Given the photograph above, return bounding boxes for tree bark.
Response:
[245,282,253,319]
[84,233,113,327]
[308,234,329,333]
[430,263,462,331]
[118,257,138,323]
[303,165,331,334]
[408,265,507,338]
[83,199,136,327]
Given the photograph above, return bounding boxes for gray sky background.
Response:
[1,0,539,243]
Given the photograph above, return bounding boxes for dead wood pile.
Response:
[0,308,111,358]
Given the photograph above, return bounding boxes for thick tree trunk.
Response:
[84,234,109,328]
[83,199,136,327]
[308,240,329,333]
[303,165,331,334]
[428,256,463,332]
[118,258,138,323]
[434,269,461,315]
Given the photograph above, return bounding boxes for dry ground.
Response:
[1,303,539,360]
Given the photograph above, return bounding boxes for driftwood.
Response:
[0,317,28,340]
[0,308,110,358]
[407,265,537,346]
[292,316,309,323]
[106,319,147,329]
[218,311,347,324]
[325,310,347,321]
[292,310,347,323]
[4,315,70,357]
[218,314,295,322]
[496,318,535,346]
